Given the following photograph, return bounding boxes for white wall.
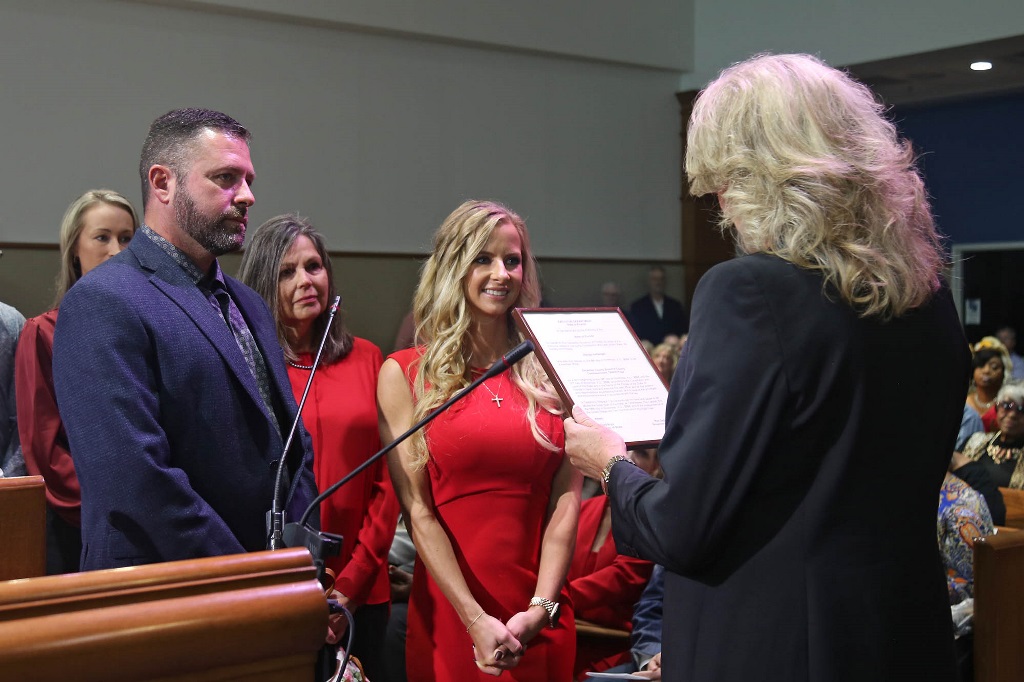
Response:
[0,0,684,261]
[682,0,1024,91]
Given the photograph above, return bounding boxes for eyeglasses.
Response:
[997,401,1024,414]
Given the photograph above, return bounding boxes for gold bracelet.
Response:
[466,610,486,632]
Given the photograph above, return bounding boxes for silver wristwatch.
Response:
[529,596,560,628]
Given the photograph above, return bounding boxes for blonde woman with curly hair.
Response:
[564,54,970,682]
[16,189,138,574]
[378,200,581,680]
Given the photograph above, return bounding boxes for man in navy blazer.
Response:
[627,266,688,344]
[53,109,317,570]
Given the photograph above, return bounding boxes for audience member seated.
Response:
[392,310,416,353]
[951,404,1006,525]
[601,563,665,679]
[997,326,1024,381]
[938,470,994,682]
[650,343,679,381]
[962,381,1024,491]
[1,301,25,478]
[939,471,994,604]
[957,403,984,452]
[627,265,688,344]
[569,451,658,679]
[600,281,622,308]
[15,189,138,574]
[238,214,398,678]
[380,514,415,682]
[661,334,682,353]
[966,337,1012,431]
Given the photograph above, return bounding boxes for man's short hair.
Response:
[138,108,251,208]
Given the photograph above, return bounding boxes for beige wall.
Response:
[0,245,685,352]
[684,0,1024,90]
[171,0,693,71]
[0,0,682,262]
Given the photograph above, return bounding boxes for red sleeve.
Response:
[323,341,400,607]
[334,456,400,606]
[982,405,998,433]
[15,311,81,526]
[569,496,654,629]
[569,543,654,629]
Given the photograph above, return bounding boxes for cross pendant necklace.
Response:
[483,376,504,408]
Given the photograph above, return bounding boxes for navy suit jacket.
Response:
[609,254,968,682]
[627,294,688,343]
[53,229,317,570]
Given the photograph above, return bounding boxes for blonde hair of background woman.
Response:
[408,199,561,468]
[53,189,139,308]
[686,53,943,320]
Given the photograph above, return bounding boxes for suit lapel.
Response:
[130,233,273,424]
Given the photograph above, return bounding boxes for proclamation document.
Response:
[513,308,667,446]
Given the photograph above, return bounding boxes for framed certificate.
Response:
[513,307,667,447]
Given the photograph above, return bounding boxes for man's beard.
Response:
[173,188,246,257]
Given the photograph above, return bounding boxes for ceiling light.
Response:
[970,61,993,71]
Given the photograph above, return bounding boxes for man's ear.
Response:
[148,165,175,206]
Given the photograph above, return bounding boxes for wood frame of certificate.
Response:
[512,307,668,447]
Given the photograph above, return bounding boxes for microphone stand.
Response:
[268,295,342,552]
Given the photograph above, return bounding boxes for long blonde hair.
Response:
[686,53,943,319]
[408,200,560,467]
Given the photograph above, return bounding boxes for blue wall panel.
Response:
[894,90,1024,245]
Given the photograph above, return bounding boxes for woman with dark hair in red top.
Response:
[239,213,398,679]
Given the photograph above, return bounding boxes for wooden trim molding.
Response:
[676,89,736,307]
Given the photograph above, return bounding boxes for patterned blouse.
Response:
[937,472,994,604]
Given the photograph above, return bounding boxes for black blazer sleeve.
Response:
[609,258,794,578]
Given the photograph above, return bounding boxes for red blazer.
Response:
[16,309,81,526]
[288,338,398,607]
[568,495,653,677]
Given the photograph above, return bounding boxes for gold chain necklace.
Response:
[481,376,504,408]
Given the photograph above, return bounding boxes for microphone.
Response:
[283,339,536,561]
[478,339,536,381]
[268,295,342,552]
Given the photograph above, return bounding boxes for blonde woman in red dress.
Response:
[378,200,581,680]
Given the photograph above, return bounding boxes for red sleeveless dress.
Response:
[391,348,575,681]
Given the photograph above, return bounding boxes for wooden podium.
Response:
[0,547,328,681]
[974,530,1024,682]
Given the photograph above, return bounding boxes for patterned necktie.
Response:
[207,281,282,437]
